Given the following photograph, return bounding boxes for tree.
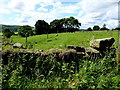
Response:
[115,27,120,30]
[18,25,33,37]
[18,25,33,48]
[93,25,100,30]
[50,19,63,34]
[50,17,81,33]
[87,27,92,31]
[35,20,49,35]
[62,17,81,32]
[100,24,109,30]
[2,28,14,38]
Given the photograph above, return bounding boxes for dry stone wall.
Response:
[2,37,116,64]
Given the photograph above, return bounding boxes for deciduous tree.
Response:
[50,17,81,33]
[87,27,92,31]
[2,28,14,38]
[35,20,49,35]
[93,25,100,30]
[18,25,33,48]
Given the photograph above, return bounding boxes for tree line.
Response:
[87,24,109,31]
[35,16,81,35]
[2,16,119,39]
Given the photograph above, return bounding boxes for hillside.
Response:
[0,24,21,32]
[8,30,118,50]
[0,24,35,32]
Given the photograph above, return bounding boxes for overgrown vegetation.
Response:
[2,50,119,89]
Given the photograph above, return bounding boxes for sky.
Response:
[0,0,119,29]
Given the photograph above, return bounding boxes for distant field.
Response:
[10,30,118,50]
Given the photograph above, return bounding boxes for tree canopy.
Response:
[34,17,81,35]
[2,28,14,38]
[35,20,49,35]
[114,27,120,30]
[93,25,100,30]
[87,27,92,31]
[18,25,33,37]
[62,17,81,32]
[50,19,64,33]
[50,17,81,33]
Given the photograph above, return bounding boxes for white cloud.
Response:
[37,7,48,12]
[106,20,118,29]
[13,1,81,26]
[0,0,119,29]
[0,8,10,14]
[7,0,56,12]
[77,0,119,29]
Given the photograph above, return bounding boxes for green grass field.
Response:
[10,30,118,50]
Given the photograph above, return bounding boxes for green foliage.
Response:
[2,49,119,89]
[2,28,14,38]
[18,25,33,48]
[34,17,81,35]
[18,25,33,37]
[93,25,100,30]
[35,20,49,35]
[87,27,92,31]
[50,19,63,33]
[61,16,81,32]
[50,17,81,33]
[115,27,120,30]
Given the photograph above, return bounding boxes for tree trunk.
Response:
[26,36,27,48]
[47,32,48,39]
[56,29,58,36]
